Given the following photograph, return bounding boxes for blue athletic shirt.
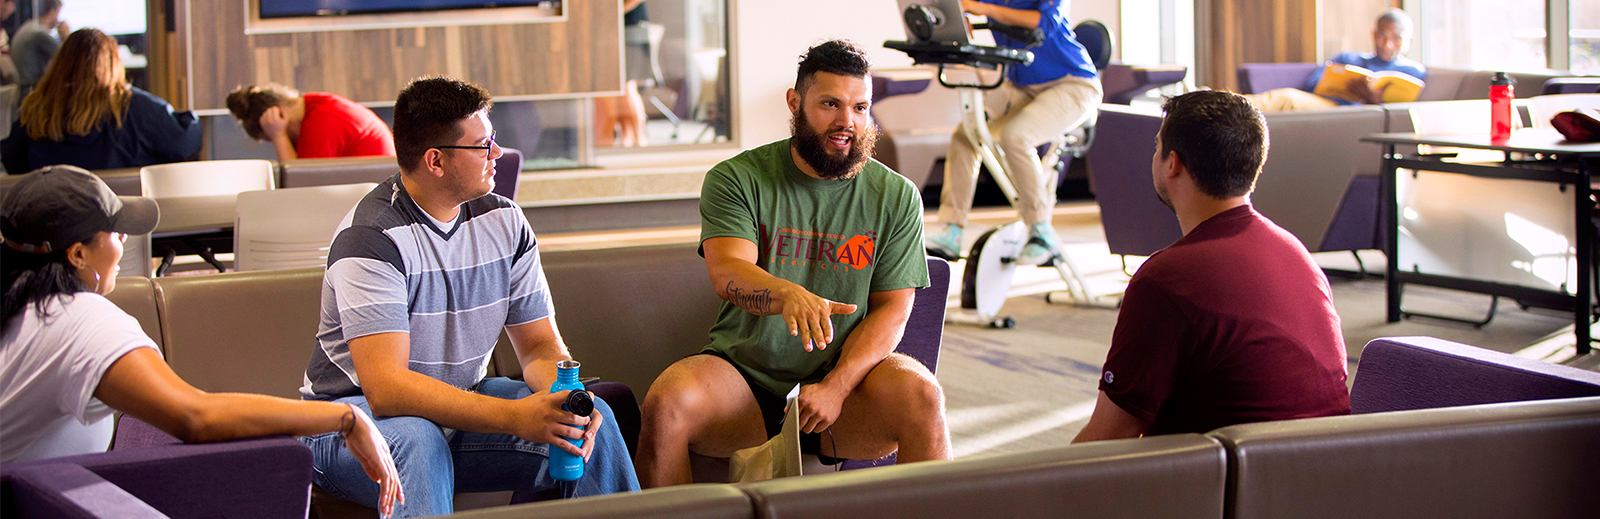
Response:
[983,0,1098,86]
[1302,51,1428,106]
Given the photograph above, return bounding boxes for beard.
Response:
[790,108,878,180]
[1154,180,1175,212]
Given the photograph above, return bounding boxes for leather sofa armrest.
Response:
[4,463,168,518]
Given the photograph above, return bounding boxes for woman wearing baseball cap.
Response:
[0,166,401,515]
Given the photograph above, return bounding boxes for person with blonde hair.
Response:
[1,28,200,174]
[226,83,395,162]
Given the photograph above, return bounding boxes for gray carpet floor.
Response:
[936,204,1574,458]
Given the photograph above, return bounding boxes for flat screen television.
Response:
[259,0,559,19]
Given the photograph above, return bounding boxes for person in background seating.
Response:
[1,28,200,174]
[1072,91,1351,443]
[0,0,18,86]
[635,40,951,488]
[9,0,64,98]
[300,76,638,517]
[226,83,395,162]
[0,165,403,516]
[923,0,1103,266]
[1246,8,1426,111]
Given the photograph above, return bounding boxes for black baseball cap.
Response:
[1,165,159,254]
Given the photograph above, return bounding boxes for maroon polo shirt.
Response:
[1099,204,1351,434]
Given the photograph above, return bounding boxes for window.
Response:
[1416,0,1547,73]
[1574,0,1600,73]
[593,0,731,151]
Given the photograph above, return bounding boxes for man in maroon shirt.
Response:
[1073,91,1351,442]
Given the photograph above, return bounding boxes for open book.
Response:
[1312,63,1425,104]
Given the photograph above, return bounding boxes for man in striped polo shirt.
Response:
[299,77,639,517]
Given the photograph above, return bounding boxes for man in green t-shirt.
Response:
[635,40,952,487]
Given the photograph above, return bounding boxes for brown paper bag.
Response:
[728,394,804,482]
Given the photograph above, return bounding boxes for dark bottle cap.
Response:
[1491,72,1515,86]
[566,390,594,417]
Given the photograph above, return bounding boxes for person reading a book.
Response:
[1247,8,1426,112]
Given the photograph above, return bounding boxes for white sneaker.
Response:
[923,223,963,261]
[1016,223,1063,266]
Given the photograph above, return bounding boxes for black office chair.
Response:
[1074,20,1114,72]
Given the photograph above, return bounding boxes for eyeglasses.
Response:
[432,131,498,156]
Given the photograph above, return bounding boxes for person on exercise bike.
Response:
[924,0,1102,265]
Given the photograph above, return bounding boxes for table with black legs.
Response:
[1362,128,1600,355]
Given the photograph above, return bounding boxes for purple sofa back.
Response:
[1350,336,1600,414]
[1084,105,1182,257]
[1235,62,1322,94]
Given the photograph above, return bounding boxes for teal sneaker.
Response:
[1016,222,1063,266]
[923,223,963,261]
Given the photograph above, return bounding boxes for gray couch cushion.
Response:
[1210,396,1600,519]
[105,277,163,354]
[152,267,324,399]
[738,434,1226,519]
[443,485,752,519]
[1255,105,1388,250]
[530,243,723,394]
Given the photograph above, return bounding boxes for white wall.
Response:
[731,0,1126,147]
[730,0,914,147]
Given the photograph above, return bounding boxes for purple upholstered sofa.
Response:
[0,418,313,519]
[1350,336,1600,414]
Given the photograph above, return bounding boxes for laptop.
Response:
[895,0,972,45]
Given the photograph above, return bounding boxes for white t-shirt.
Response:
[1,293,159,462]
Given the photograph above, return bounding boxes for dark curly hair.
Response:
[1158,90,1269,199]
[225,83,300,141]
[794,39,872,96]
[393,77,493,172]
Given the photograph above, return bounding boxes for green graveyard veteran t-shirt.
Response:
[700,138,931,398]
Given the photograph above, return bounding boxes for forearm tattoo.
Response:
[726,280,774,314]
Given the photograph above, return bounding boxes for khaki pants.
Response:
[938,74,1102,227]
[1245,87,1340,112]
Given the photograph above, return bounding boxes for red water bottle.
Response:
[1490,72,1514,142]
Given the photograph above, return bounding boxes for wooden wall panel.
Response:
[1197,0,1318,92]
[175,0,620,112]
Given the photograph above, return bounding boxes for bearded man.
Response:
[633,39,952,487]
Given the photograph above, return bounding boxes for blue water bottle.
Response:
[547,360,590,481]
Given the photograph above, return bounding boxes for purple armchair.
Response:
[1084,104,1182,257]
[1,417,313,519]
[839,256,951,470]
[1350,337,1600,414]
[491,148,522,201]
[1235,63,1322,94]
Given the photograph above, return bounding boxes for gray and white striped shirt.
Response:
[301,174,551,400]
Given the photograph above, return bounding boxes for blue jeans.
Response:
[303,377,640,518]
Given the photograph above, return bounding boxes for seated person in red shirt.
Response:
[1073,91,1352,442]
[226,84,395,161]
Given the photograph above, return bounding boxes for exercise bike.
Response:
[887,2,1122,329]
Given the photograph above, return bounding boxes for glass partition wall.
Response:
[594,0,731,152]
[206,0,729,167]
